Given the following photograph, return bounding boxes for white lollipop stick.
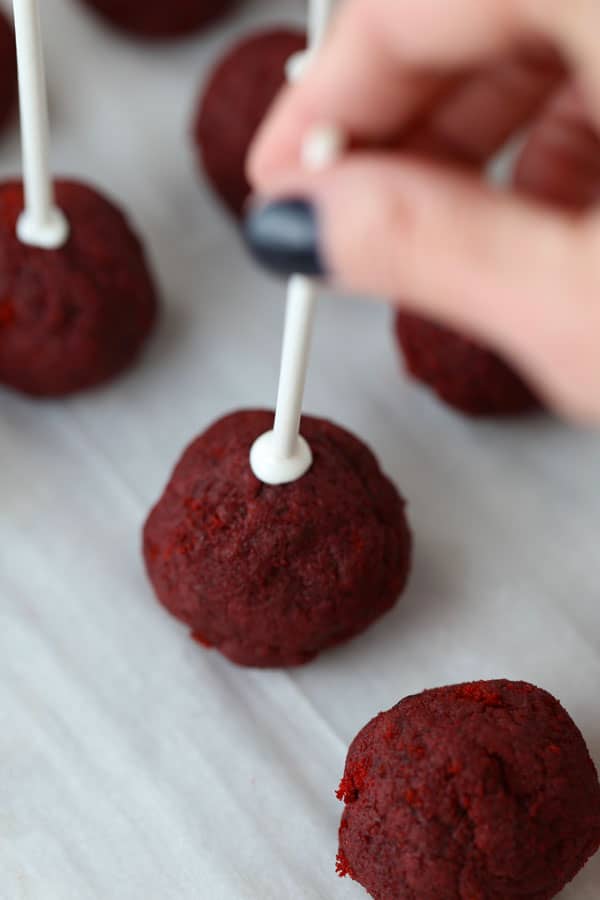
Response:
[250,124,346,486]
[286,0,336,81]
[251,275,317,485]
[307,0,335,53]
[13,0,68,249]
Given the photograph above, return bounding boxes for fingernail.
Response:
[243,199,327,279]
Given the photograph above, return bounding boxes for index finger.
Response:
[248,0,462,187]
[249,0,600,186]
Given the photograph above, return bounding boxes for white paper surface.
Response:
[1,2,600,898]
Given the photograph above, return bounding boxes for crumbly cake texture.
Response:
[396,311,541,417]
[143,409,412,668]
[337,680,600,899]
[0,180,157,396]
[194,30,306,218]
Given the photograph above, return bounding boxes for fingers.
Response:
[254,153,599,420]
[245,0,600,422]
[249,0,600,187]
[249,0,526,186]
[250,47,563,190]
[408,49,563,165]
[529,0,600,110]
[310,156,580,329]
[248,2,455,188]
[514,85,600,208]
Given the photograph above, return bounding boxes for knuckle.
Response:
[539,221,600,423]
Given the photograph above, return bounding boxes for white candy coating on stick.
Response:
[249,124,346,486]
[13,0,68,249]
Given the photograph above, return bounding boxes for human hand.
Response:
[245,0,600,423]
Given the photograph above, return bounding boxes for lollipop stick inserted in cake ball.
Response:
[1,0,157,397]
[76,0,233,41]
[251,274,317,485]
[249,0,341,486]
[250,125,345,486]
[12,0,68,249]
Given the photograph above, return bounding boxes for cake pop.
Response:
[395,311,540,417]
[0,9,17,135]
[0,180,157,396]
[337,680,600,900]
[1,0,157,397]
[145,9,411,667]
[143,409,412,668]
[76,0,233,40]
[194,29,305,218]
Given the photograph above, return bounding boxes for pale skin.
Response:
[248,0,600,423]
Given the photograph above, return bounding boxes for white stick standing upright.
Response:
[13,0,69,249]
[307,0,335,59]
[250,1,343,486]
[286,0,335,82]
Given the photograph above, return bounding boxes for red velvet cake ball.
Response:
[143,409,412,668]
[77,0,232,39]
[0,10,17,135]
[0,180,157,397]
[395,311,540,417]
[194,29,305,218]
[337,680,600,900]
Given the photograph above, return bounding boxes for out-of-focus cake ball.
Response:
[395,311,540,417]
[77,0,233,40]
[0,180,158,396]
[194,29,305,218]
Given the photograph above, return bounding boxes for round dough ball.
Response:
[144,409,412,668]
[396,310,540,416]
[337,680,600,899]
[0,180,158,397]
[194,29,306,218]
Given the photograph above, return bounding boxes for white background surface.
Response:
[1,1,600,898]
